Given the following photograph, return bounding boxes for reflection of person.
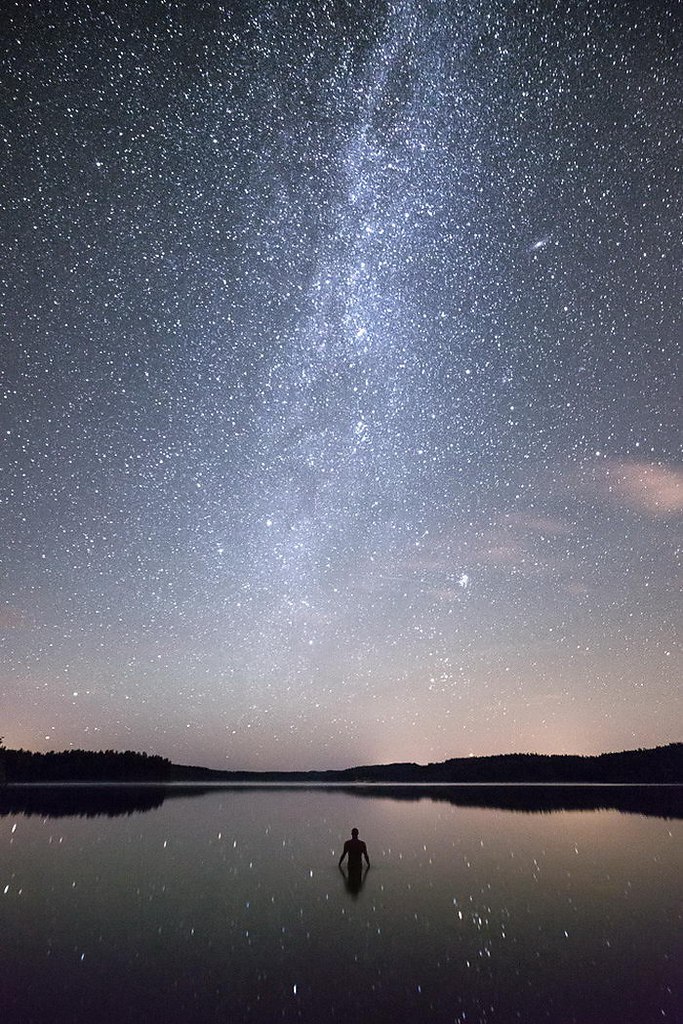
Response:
[338,828,370,870]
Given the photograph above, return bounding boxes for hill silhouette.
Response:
[173,742,682,784]
[1,742,680,784]
[0,747,172,783]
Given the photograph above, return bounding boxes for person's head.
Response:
[351,828,359,837]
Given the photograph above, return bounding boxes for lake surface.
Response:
[1,785,681,1023]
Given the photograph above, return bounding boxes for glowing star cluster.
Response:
[1,0,680,768]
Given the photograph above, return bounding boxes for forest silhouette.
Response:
[1,741,680,785]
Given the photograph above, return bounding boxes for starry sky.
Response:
[1,0,681,770]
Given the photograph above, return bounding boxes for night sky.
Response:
[2,0,680,770]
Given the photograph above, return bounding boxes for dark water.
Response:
[1,786,680,1024]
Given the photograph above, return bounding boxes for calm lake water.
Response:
[1,785,681,1023]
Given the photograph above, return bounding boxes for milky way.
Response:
[1,0,680,768]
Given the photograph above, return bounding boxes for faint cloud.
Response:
[604,461,683,516]
[474,542,523,566]
[565,581,594,597]
[428,586,471,602]
[0,605,27,630]
[506,513,574,537]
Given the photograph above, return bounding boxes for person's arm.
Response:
[338,843,347,867]
[363,843,370,867]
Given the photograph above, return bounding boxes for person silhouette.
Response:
[338,828,370,872]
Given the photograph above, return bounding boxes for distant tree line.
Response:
[173,743,683,784]
[329,744,683,784]
[0,746,173,783]
[0,741,680,785]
